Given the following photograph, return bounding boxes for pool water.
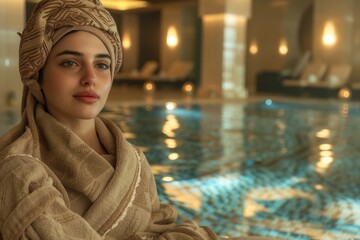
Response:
[1,99,360,239]
[102,100,360,239]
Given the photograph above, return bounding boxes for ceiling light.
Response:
[101,0,149,11]
[26,0,149,11]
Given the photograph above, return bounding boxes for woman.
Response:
[0,0,220,239]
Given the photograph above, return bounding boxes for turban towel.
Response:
[19,0,122,112]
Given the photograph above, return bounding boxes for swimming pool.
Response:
[1,99,360,239]
[102,99,360,239]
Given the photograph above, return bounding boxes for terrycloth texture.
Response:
[0,105,220,240]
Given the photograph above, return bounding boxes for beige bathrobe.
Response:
[0,100,219,240]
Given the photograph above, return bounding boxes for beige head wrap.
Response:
[19,0,122,111]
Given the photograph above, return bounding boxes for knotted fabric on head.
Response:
[19,0,122,112]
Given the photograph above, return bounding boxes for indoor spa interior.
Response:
[1,0,360,239]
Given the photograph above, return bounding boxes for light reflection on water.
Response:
[102,100,360,239]
[2,100,360,239]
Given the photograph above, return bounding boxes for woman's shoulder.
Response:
[0,127,42,175]
[0,132,64,201]
[0,129,70,207]
[0,150,44,180]
[1,126,34,153]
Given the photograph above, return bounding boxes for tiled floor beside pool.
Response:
[1,98,360,239]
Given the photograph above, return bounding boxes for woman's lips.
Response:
[73,92,99,103]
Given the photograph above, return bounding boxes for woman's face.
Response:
[41,31,112,124]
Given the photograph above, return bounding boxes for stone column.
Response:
[198,0,251,98]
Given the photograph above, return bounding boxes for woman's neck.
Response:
[66,119,107,155]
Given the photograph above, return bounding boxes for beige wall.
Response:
[246,0,312,95]
[284,0,313,68]
[119,4,197,74]
[313,0,353,65]
[313,0,355,82]
[161,7,182,71]
[120,13,139,72]
[352,0,360,83]
[0,0,24,108]
[247,0,360,93]
[161,5,197,72]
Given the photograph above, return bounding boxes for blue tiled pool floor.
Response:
[102,100,360,239]
[1,99,360,239]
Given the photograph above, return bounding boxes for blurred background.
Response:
[1,0,359,107]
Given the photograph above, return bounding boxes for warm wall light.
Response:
[122,33,131,49]
[166,26,178,48]
[249,40,258,55]
[323,21,337,46]
[278,38,288,55]
[101,0,148,10]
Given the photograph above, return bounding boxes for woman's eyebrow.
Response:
[55,50,111,60]
[96,53,111,60]
[56,50,82,57]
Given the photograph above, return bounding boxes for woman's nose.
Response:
[81,65,96,86]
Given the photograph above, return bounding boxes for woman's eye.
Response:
[60,60,76,68]
[97,63,110,70]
